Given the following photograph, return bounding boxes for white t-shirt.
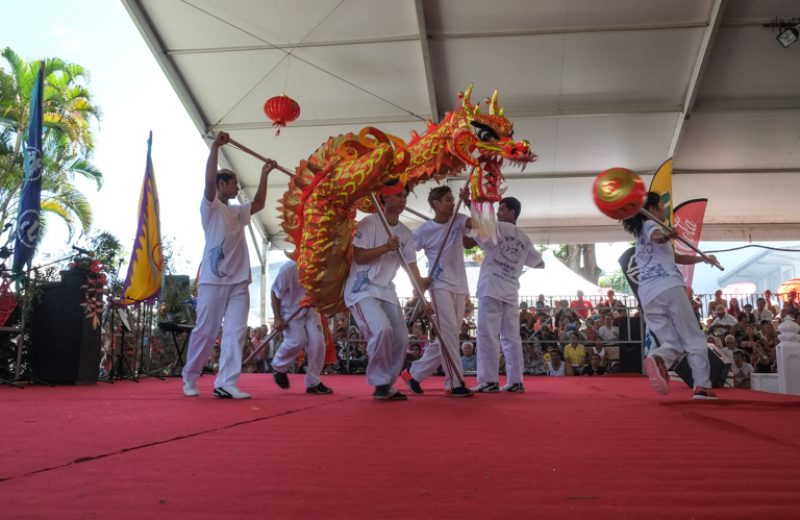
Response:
[272,260,309,319]
[344,214,417,307]
[413,213,469,294]
[547,361,566,377]
[635,220,685,305]
[198,197,252,286]
[731,362,753,383]
[475,221,542,304]
[598,325,619,342]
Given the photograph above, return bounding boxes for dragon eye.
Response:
[470,121,500,142]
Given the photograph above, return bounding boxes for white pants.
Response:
[644,285,711,388]
[409,288,466,389]
[182,282,249,388]
[477,296,524,385]
[271,309,325,388]
[350,297,407,388]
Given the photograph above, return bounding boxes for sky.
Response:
[3,0,796,298]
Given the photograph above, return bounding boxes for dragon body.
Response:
[279,86,537,314]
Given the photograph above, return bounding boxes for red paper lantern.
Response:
[592,167,646,220]
[263,95,300,136]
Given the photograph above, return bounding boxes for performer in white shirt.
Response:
[401,186,473,397]
[624,192,719,400]
[466,197,544,393]
[270,260,333,395]
[344,180,429,401]
[182,131,275,399]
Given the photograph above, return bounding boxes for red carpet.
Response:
[2,374,800,519]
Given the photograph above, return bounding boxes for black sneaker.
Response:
[501,383,525,393]
[273,371,290,390]
[449,385,474,397]
[306,382,333,395]
[373,384,392,400]
[387,390,408,401]
[400,369,423,394]
[373,385,407,401]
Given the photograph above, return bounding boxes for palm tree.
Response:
[0,47,103,242]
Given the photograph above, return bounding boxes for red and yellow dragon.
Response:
[279,85,538,314]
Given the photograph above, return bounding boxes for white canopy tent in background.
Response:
[394,249,603,301]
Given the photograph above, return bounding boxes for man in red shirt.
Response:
[569,290,593,319]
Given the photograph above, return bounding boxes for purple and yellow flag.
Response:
[120,132,162,305]
[648,158,674,226]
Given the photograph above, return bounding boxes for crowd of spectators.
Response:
[222,287,798,388]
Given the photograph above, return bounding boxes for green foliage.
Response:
[598,269,631,295]
[0,47,103,242]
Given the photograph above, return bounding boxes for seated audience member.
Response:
[752,297,774,323]
[582,319,599,343]
[742,303,755,323]
[597,314,620,343]
[730,313,752,341]
[721,335,738,363]
[523,342,546,375]
[591,339,609,368]
[582,353,607,376]
[562,332,587,375]
[687,287,703,321]
[784,290,799,318]
[405,343,421,367]
[730,350,753,389]
[707,289,727,318]
[546,349,570,377]
[553,299,569,326]
[569,290,593,319]
[760,322,778,348]
[519,301,532,326]
[409,322,429,355]
[752,341,774,373]
[459,322,474,342]
[727,298,744,320]
[461,341,478,374]
[763,289,779,316]
[250,325,269,372]
[535,323,559,352]
[707,304,737,337]
[535,294,548,312]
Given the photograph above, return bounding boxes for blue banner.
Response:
[12,62,44,273]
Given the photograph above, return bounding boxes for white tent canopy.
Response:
[123,0,800,245]
[518,250,604,298]
[393,249,602,300]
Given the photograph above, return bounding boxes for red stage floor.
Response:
[2,374,800,519]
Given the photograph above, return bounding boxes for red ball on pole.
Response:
[592,167,646,220]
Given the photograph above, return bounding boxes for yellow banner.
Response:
[648,158,673,226]
[121,132,163,305]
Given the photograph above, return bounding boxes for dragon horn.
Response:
[461,83,474,106]
[489,89,501,116]
[460,84,476,119]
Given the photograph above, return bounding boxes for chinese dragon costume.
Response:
[279,85,538,314]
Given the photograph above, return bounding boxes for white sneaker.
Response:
[470,382,500,393]
[213,385,251,399]
[183,380,199,397]
[644,355,669,395]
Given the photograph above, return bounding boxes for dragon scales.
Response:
[278,85,538,314]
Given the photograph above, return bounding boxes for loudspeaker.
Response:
[30,269,102,384]
[674,346,730,389]
[619,343,643,373]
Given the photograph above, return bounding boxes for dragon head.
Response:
[451,85,538,202]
